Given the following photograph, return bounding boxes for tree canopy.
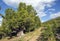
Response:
[0,3,41,37]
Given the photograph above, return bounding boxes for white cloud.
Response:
[37,12,46,17]
[45,8,55,14]
[0,18,3,26]
[3,0,55,7]
[48,9,55,11]
[50,12,60,19]
[3,0,55,18]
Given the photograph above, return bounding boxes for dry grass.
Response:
[19,27,43,41]
[0,27,43,41]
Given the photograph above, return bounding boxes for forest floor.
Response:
[0,27,43,41]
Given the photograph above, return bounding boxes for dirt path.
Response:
[0,36,21,41]
[27,27,42,41]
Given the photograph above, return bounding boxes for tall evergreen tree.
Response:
[1,3,41,37]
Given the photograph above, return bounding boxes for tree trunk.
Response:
[17,30,24,37]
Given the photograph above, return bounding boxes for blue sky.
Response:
[0,0,60,25]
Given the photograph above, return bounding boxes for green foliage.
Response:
[0,3,41,37]
[37,25,56,41]
[16,2,41,32]
[37,17,60,41]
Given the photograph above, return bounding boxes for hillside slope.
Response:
[43,17,60,27]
